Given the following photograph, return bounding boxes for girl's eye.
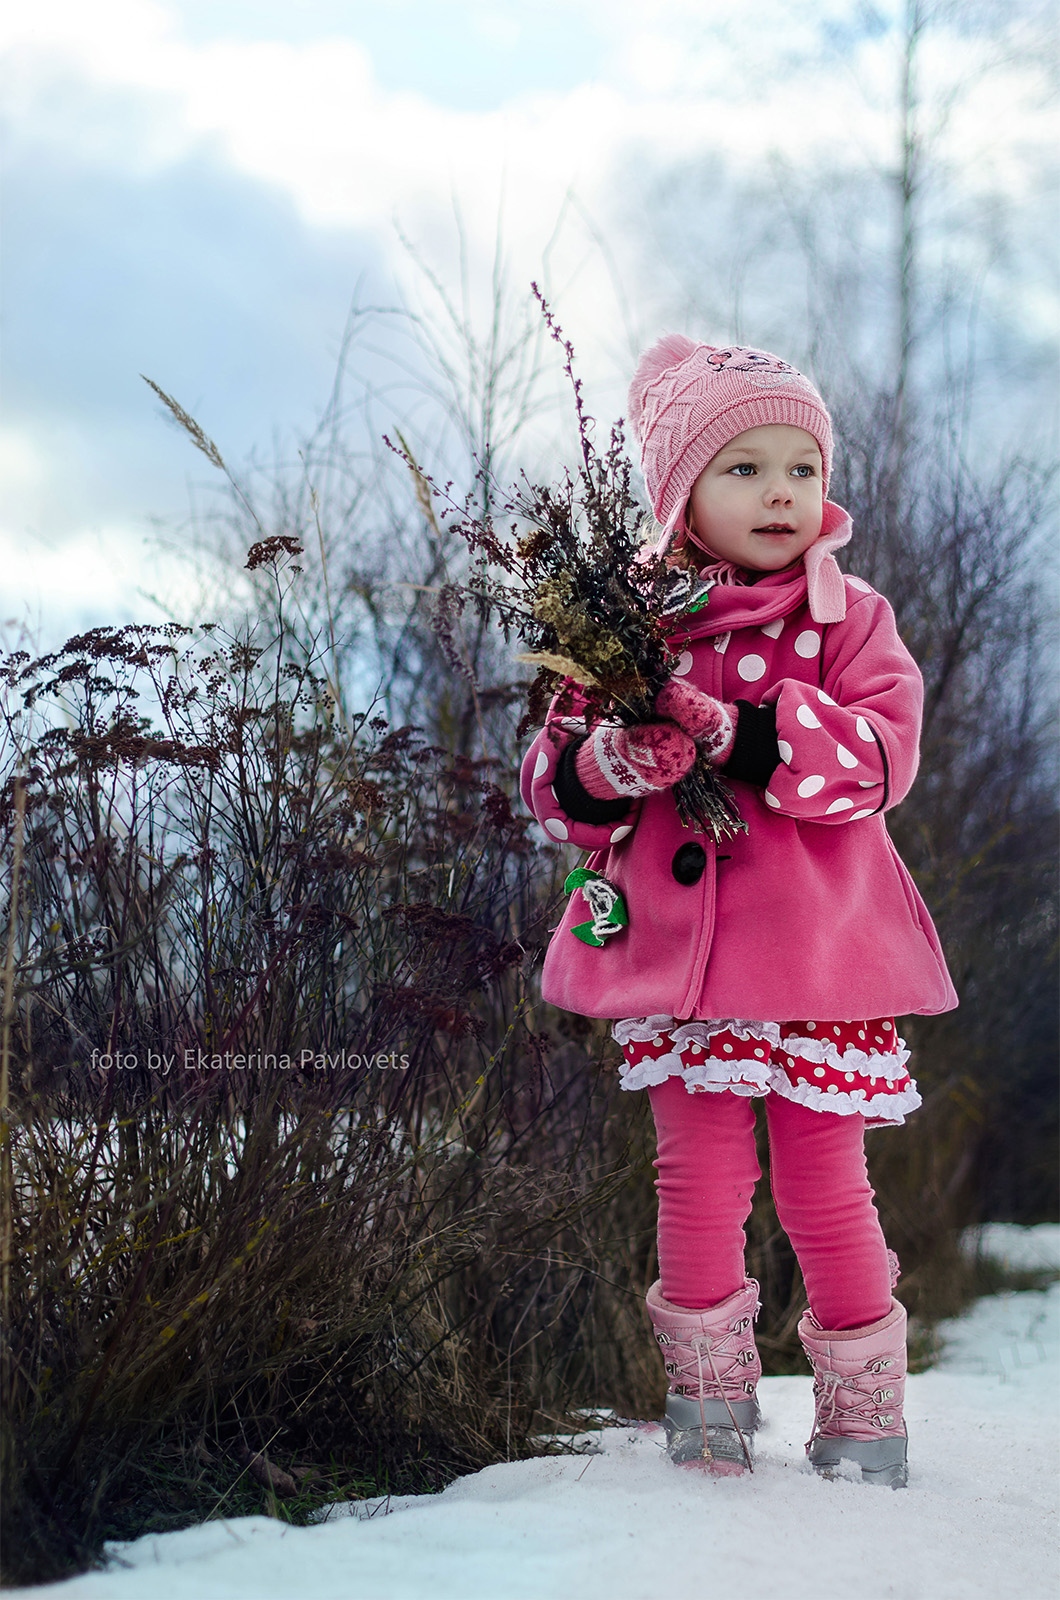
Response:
[791,464,816,478]
[729,464,756,477]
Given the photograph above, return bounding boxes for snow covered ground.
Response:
[963,1222,1060,1275]
[24,1226,1060,1600]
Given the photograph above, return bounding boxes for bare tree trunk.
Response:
[887,0,927,527]
[895,1,924,434]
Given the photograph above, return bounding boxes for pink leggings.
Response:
[648,1080,893,1330]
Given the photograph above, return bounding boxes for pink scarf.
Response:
[677,501,852,624]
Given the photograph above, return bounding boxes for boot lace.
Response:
[809,1355,901,1444]
[658,1310,759,1473]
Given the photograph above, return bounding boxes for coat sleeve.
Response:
[757,592,922,825]
[519,683,643,850]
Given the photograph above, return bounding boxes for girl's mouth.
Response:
[754,523,796,533]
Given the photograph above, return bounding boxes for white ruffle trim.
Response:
[770,1074,922,1126]
[612,1018,909,1083]
[613,1015,919,1124]
[779,1034,911,1082]
[618,1058,921,1125]
[617,1050,685,1089]
[612,1016,780,1049]
[618,1053,773,1095]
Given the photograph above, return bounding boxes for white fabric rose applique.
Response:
[564,867,629,947]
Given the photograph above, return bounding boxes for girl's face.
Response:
[685,424,824,572]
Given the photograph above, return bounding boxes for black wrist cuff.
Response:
[552,738,633,825]
[722,701,781,787]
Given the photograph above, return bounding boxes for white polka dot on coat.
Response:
[794,630,821,658]
[672,650,693,676]
[737,654,767,682]
[825,797,854,813]
[761,618,784,639]
[836,744,858,768]
[847,576,872,592]
[610,824,633,843]
[797,774,825,797]
[777,739,793,764]
[533,750,550,780]
[855,716,875,742]
[544,817,569,839]
[849,808,875,820]
[817,690,836,705]
[764,790,781,808]
[796,704,821,729]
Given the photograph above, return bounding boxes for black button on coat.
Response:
[672,842,707,885]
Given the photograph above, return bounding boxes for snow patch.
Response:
[18,1226,1060,1600]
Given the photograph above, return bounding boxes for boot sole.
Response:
[665,1421,757,1473]
[807,1429,908,1489]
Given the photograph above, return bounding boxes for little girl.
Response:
[519,337,957,1488]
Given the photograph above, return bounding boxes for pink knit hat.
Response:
[629,335,849,622]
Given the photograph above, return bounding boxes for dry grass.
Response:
[0,594,625,1582]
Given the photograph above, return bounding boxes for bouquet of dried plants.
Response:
[409,292,746,843]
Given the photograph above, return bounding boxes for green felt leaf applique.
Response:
[564,867,629,947]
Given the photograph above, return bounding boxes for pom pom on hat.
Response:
[628,333,699,443]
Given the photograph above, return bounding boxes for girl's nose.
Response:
[763,476,794,504]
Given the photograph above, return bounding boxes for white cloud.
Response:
[4,0,1052,314]
[0,428,47,499]
[0,520,196,642]
[1,0,1054,629]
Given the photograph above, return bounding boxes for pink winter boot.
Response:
[646,1278,762,1474]
[798,1299,909,1488]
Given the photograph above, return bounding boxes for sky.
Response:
[1,1,1055,642]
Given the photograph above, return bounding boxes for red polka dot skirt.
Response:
[611,1015,920,1127]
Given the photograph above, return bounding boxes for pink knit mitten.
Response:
[655,679,737,765]
[574,722,696,801]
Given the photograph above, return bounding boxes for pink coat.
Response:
[520,562,958,1023]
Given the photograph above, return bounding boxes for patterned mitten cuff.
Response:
[654,678,737,765]
[574,722,696,800]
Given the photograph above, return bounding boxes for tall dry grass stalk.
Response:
[0,773,26,1321]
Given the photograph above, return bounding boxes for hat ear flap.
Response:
[628,334,700,442]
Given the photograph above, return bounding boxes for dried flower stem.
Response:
[431,292,746,841]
